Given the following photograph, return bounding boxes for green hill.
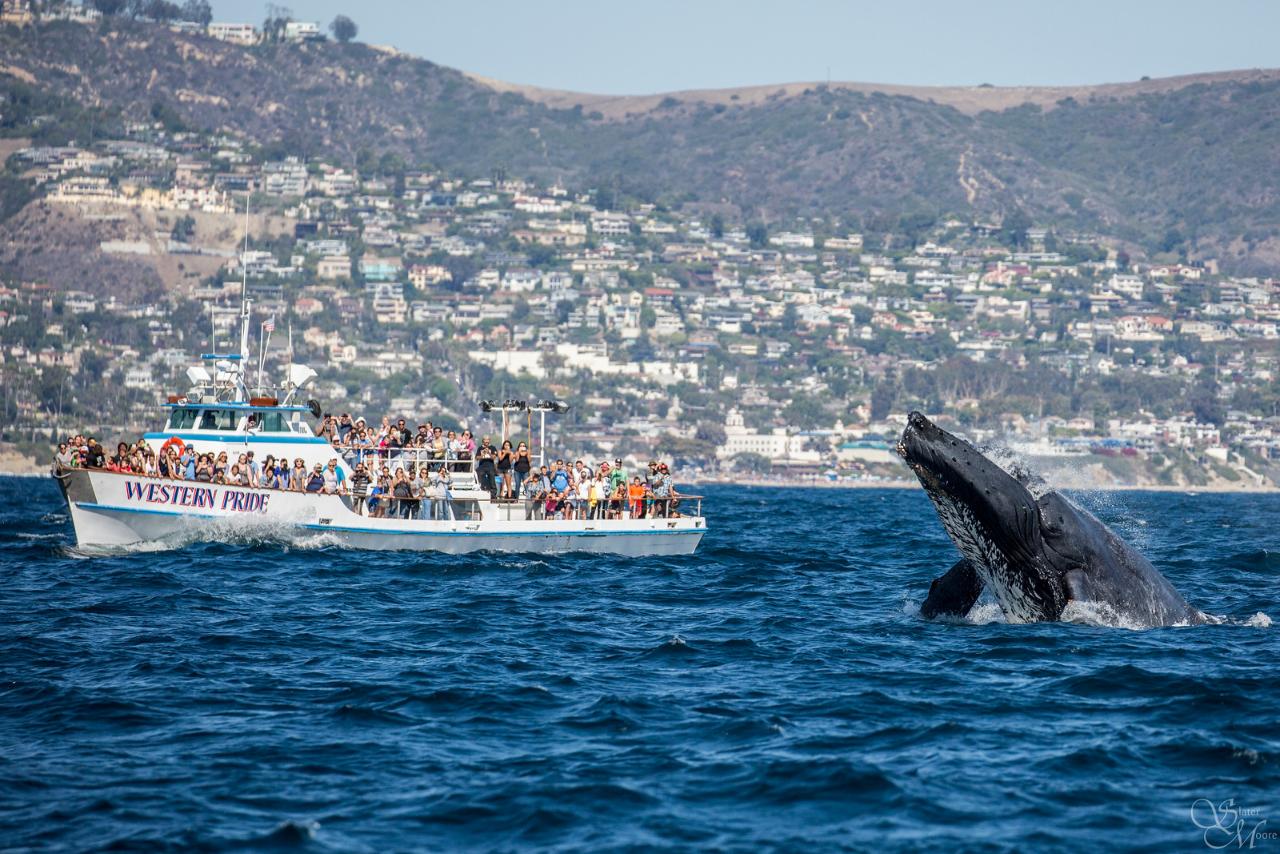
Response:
[3,18,1279,269]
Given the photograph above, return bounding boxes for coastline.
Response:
[7,471,1277,494]
[688,477,1280,495]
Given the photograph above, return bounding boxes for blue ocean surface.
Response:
[1,478,1276,852]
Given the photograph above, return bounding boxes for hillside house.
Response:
[360,258,402,282]
[207,22,257,44]
[317,256,352,280]
[283,21,323,41]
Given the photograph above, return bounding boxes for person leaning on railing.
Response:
[349,463,372,514]
[475,438,499,498]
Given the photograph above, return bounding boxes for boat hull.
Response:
[54,468,705,556]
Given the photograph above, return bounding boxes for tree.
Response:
[555,299,575,325]
[695,422,726,445]
[870,384,895,421]
[330,14,358,43]
[145,0,182,21]
[731,452,772,476]
[746,221,768,249]
[629,334,655,362]
[1001,207,1032,249]
[781,303,798,332]
[709,213,724,239]
[181,0,212,25]
[525,243,557,267]
[92,0,127,15]
[1187,377,1224,426]
[171,215,195,241]
[262,3,292,41]
[782,394,827,430]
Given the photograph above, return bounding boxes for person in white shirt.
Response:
[415,467,432,519]
[321,459,345,495]
[576,476,590,521]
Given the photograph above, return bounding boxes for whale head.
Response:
[897,411,1067,622]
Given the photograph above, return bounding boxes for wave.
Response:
[5,479,1279,851]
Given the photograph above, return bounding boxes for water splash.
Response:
[978,442,1051,498]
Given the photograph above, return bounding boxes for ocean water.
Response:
[1,478,1277,852]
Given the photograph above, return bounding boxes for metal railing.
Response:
[332,446,482,490]
[495,493,704,522]
[343,491,703,523]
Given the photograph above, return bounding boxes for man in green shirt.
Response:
[609,457,627,494]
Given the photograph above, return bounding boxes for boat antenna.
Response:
[241,194,248,305]
[239,194,251,364]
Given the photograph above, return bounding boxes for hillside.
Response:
[3,19,1280,270]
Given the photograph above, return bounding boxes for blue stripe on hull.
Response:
[144,432,329,445]
[74,502,702,538]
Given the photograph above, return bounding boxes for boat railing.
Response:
[331,444,482,485]
[344,493,703,523]
[498,493,704,521]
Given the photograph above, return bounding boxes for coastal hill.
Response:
[2,19,1279,270]
[474,67,1280,119]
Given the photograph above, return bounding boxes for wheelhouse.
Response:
[160,402,315,437]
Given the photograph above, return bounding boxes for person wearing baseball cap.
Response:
[610,457,627,494]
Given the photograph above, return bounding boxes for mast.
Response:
[238,194,252,364]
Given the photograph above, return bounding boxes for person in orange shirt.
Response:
[628,476,645,518]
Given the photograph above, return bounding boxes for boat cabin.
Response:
[161,402,315,437]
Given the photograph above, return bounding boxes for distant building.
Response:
[717,409,820,464]
[0,0,34,26]
[44,2,101,23]
[359,258,402,282]
[317,256,352,280]
[590,212,632,237]
[261,158,308,197]
[207,22,258,44]
[283,21,323,41]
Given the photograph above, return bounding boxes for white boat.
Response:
[54,466,706,554]
[53,280,705,555]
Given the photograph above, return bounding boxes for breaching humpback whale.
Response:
[898,411,1205,627]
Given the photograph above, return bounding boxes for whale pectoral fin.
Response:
[921,559,984,619]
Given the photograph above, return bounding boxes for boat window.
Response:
[167,408,200,430]
[198,409,240,431]
[255,411,288,432]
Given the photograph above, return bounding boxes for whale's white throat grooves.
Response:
[923,484,1048,624]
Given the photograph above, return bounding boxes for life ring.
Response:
[160,437,186,457]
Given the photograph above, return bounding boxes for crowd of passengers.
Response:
[56,417,682,522]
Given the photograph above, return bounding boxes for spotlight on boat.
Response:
[479,400,495,412]
[537,400,571,413]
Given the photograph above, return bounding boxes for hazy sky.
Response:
[212,0,1279,94]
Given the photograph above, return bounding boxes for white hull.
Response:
[54,468,705,556]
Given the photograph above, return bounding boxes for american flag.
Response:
[262,315,276,333]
